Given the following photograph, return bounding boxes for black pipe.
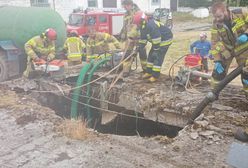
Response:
[188,65,244,124]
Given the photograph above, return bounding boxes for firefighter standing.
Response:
[210,2,248,142]
[133,11,173,82]
[86,28,121,61]
[120,0,144,76]
[120,0,140,41]
[23,28,57,78]
[64,30,86,65]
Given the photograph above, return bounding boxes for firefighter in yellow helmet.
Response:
[210,2,248,142]
[86,28,121,61]
[23,28,57,78]
[64,30,86,65]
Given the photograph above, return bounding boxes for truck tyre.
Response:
[166,19,173,30]
[0,51,8,82]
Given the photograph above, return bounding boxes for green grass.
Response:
[173,12,212,24]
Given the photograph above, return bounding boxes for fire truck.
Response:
[67,10,124,36]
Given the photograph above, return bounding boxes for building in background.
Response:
[0,0,177,21]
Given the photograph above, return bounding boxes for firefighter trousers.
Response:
[123,45,147,74]
[146,45,170,78]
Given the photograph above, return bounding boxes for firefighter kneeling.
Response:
[63,30,86,65]
[86,28,121,63]
[23,28,57,78]
[133,11,173,82]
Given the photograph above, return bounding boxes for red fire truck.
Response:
[67,10,124,36]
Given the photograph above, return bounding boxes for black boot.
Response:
[234,128,248,142]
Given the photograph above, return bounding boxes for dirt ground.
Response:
[1,21,248,168]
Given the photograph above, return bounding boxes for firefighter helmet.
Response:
[133,11,147,26]
[70,30,79,37]
[45,28,57,40]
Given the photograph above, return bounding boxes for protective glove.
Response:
[237,34,248,44]
[214,61,224,74]
[243,79,248,85]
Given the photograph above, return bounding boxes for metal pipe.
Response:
[188,65,244,124]
[191,70,211,79]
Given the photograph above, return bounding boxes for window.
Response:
[88,0,98,7]
[103,0,117,8]
[86,16,96,25]
[151,0,160,5]
[30,0,50,7]
[99,16,107,23]
[68,14,84,26]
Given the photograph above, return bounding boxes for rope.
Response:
[63,94,148,121]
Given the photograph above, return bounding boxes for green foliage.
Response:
[179,0,212,8]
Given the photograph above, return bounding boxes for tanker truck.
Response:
[0,6,67,82]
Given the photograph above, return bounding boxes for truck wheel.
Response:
[0,52,8,82]
[166,19,173,30]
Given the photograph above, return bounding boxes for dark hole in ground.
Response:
[30,89,181,138]
[96,114,181,138]
[12,76,182,138]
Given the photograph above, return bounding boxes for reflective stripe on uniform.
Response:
[160,39,172,46]
[234,42,248,53]
[139,39,147,44]
[147,62,153,68]
[152,37,161,45]
[152,66,161,72]
[211,28,218,34]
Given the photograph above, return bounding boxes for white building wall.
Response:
[51,0,86,22]
[0,0,30,7]
[134,0,170,12]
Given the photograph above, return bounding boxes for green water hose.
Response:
[86,58,111,126]
[70,62,92,119]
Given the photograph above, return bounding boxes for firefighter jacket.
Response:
[139,18,173,51]
[211,8,248,61]
[120,3,140,40]
[25,36,55,60]
[64,36,85,61]
[86,32,121,59]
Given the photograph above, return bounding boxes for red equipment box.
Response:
[184,54,202,68]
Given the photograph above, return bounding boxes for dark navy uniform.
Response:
[139,18,173,78]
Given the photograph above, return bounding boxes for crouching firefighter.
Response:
[64,30,86,65]
[133,11,173,82]
[210,2,248,142]
[86,28,121,62]
[23,28,57,78]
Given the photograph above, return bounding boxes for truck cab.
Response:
[67,10,124,36]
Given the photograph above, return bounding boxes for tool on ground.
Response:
[32,59,65,78]
[175,54,211,87]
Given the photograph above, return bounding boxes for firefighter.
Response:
[210,2,248,142]
[86,28,121,61]
[120,0,140,41]
[133,11,173,82]
[23,28,57,78]
[120,0,144,77]
[63,30,86,65]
